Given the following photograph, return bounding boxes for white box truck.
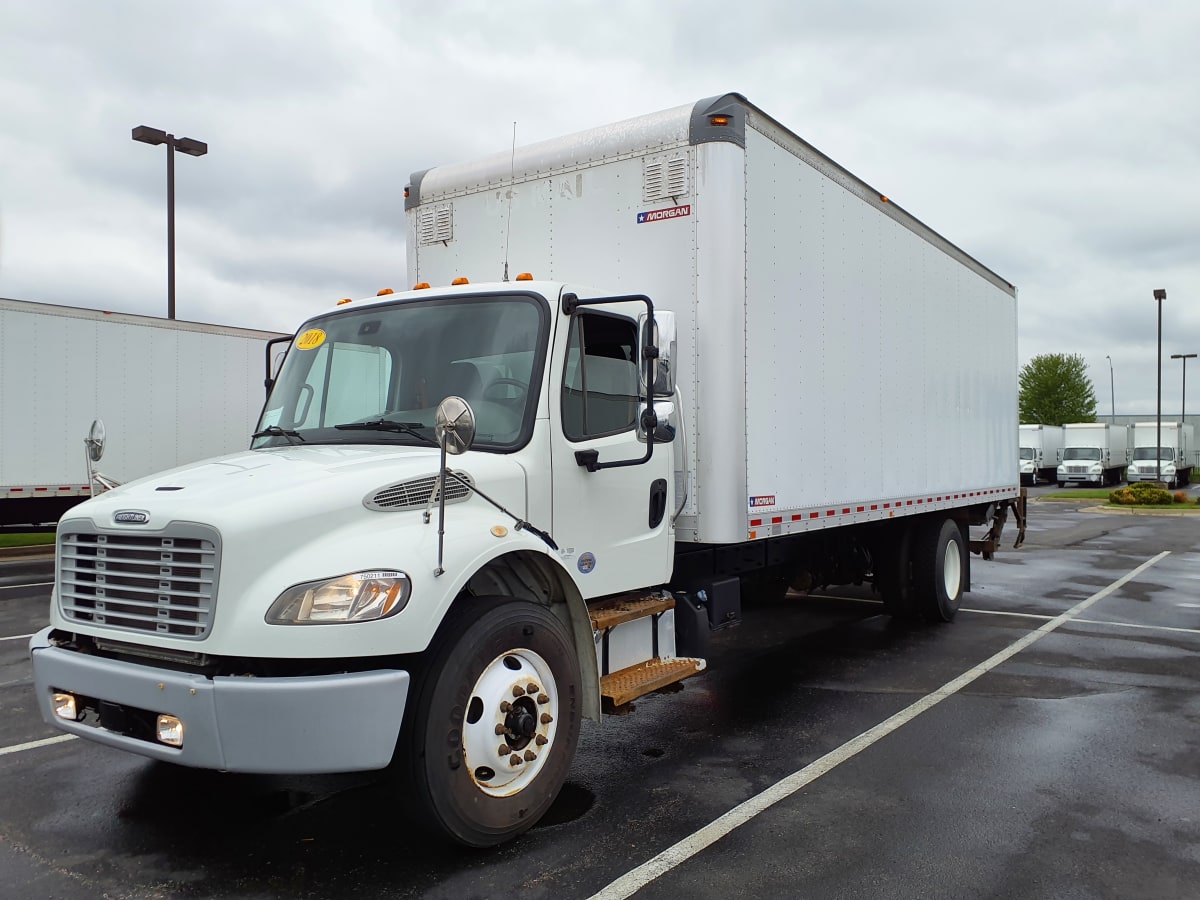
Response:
[31,94,1024,846]
[1019,424,1064,486]
[0,298,285,526]
[1126,422,1194,488]
[1057,422,1128,486]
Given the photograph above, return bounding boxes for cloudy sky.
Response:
[2,1,1198,416]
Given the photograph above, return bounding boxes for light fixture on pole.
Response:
[1105,354,1115,423]
[131,126,208,320]
[1170,352,1197,423]
[1153,289,1166,483]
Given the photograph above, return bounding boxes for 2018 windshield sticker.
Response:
[296,329,326,350]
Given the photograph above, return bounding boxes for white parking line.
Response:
[589,550,1171,900]
[0,582,54,591]
[962,606,1200,637]
[0,633,35,642]
[0,734,76,757]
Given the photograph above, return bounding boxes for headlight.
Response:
[1090,464,1102,473]
[266,570,411,624]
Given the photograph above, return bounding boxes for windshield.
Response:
[1132,447,1174,461]
[1063,447,1102,461]
[1019,447,1035,460]
[254,293,548,451]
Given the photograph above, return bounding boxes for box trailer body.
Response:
[31,94,1023,847]
[406,94,1019,544]
[1126,422,1194,488]
[1019,424,1064,486]
[1057,422,1128,486]
[0,298,283,526]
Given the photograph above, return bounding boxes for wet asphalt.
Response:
[1,490,1198,899]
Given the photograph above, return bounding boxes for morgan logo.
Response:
[113,510,150,525]
[749,495,776,508]
[637,204,691,224]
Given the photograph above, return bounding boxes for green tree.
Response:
[1019,353,1097,425]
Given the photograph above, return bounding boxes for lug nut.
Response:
[535,734,548,746]
[498,744,511,756]
[527,683,540,694]
[509,753,522,766]
[524,750,537,762]
[499,700,512,713]
[537,693,550,705]
[495,724,507,735]
[540,712,554,724]
[512,685,526,697]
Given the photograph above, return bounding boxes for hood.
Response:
[64,444,525,533]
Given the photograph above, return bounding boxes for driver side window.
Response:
[561,312,639,441]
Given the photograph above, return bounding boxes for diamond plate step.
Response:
[600,657,706,708]
[589,594,675,631]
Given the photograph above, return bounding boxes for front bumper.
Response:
[29,627,409,774]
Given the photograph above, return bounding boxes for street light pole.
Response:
[131,126,208,320]
[1153,289,1166,483]
[1105,354,1115,423]
[1170,352,1197,424]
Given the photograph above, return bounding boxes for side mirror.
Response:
[85,419,106,462]
[435,396,476,455]
[639,311,677,397]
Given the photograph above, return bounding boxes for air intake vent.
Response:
[643,155,689,203]
[418,205,454,245]
[365,471,474,512]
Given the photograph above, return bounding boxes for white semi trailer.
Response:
[31,94,1024,846]
[1126,422,1194,488]
[1019,424,1064,486]
[0,298,285,526]
[1057,422,1129,486]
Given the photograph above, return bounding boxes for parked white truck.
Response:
[1019,424,1064,486]
[1126,422,1194,488]
[1057,422,1128,486]
[0,298,284,526]
[31,94,1023,846]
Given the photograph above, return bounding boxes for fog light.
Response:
[156,714,184,747]
[52,692,78,721]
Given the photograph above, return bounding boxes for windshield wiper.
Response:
[333,419,437,446]
[252,425,306,444]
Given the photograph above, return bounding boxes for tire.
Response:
[1056,481,1064,489]
[911,518,966,622]
[399,597,582,847]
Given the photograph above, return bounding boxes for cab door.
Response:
[549,296,673,598]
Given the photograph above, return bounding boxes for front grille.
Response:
[58,525,219,639]
[1066,466,1089,474]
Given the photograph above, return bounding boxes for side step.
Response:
[601,657,706,708]
[589,592,706,709]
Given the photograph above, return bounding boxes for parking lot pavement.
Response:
[2,505,1198,899]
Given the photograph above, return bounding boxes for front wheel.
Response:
[398,597,582,847]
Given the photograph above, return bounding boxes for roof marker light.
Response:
[413,282,431,290]
[336,298,353,306]
[710,115,731,126]
[451,277,470,285]
[377,288,394,295]
[516,272,534,281]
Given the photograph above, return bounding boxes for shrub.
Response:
[1174,491,1190,504]
[1110,483,1173,506]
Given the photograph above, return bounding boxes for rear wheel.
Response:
[912,518,966,622]
[398,597,582,847]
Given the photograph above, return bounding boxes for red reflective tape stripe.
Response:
[856,506,864,512]
[871,504,878,510]
[809,512,819,519]
[750,519,762,527]
[771,516,782,524]
[826,510,835,517]
[792,514,802,521]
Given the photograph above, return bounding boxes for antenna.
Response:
[503,121,516,282]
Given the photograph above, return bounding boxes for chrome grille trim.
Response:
[365,471,473,512]
[57,524,220,640]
